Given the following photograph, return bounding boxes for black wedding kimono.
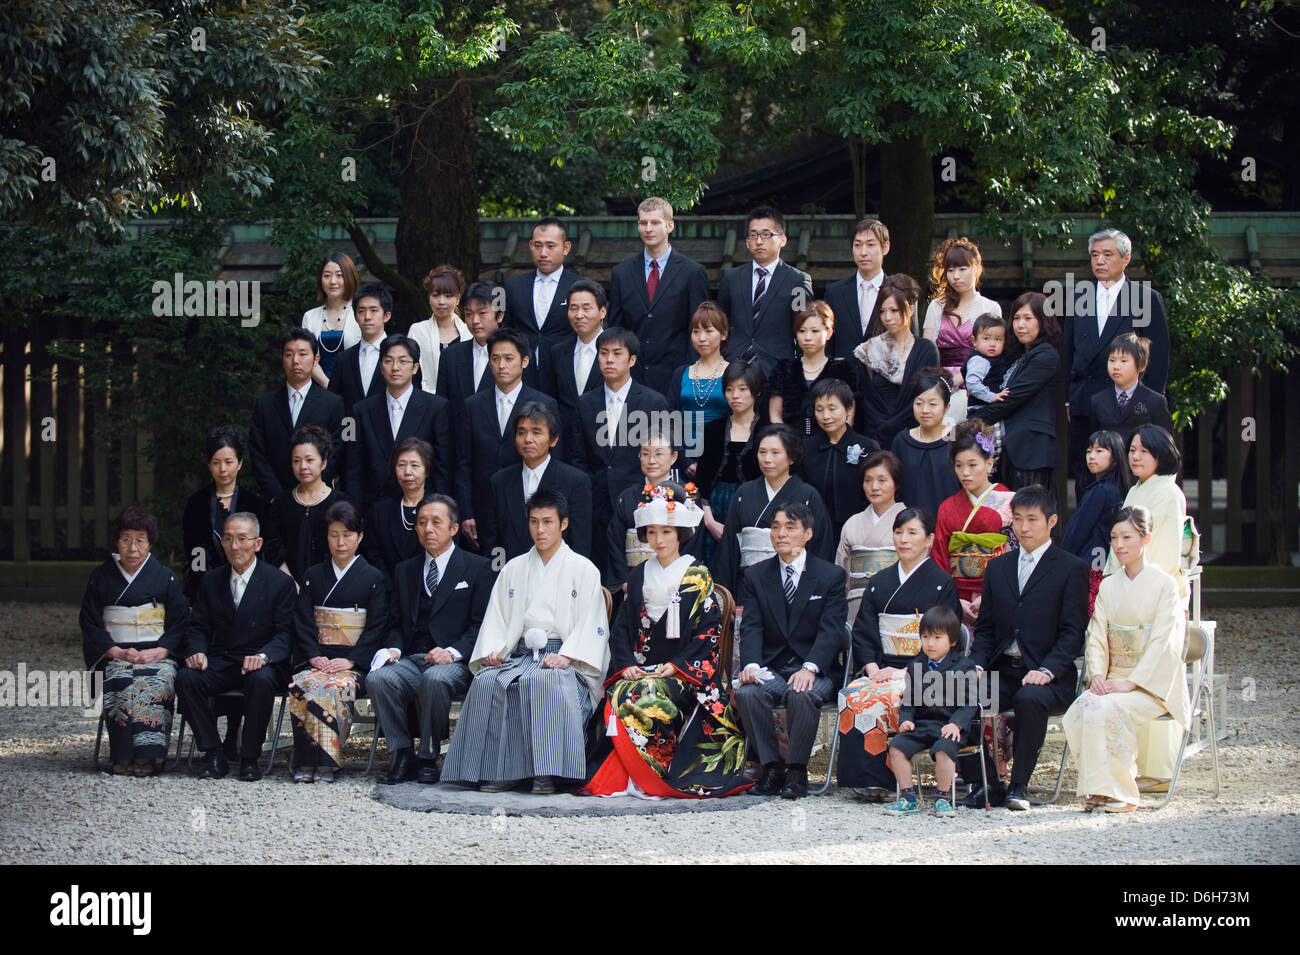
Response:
[710,475,834,595]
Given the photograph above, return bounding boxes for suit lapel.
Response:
[275,387,293,434]
[631,256,652,313]
[428,549,461,617]
[757,264,793,325]
[785,560,816,634]
[1018,546,1054,598]
[656,253,687,304]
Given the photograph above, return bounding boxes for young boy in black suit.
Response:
[1088,332,1175,450]
[884,605,978,817]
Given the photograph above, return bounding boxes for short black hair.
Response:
[722,359,766,398]
[893,506,935,537]
[596,326,640,359]
[290,424,334,463]
[912,367,953,405]
[204,424,246,460]
[772,501,814,532]
[809,377,855,411]
[1011,484,1057,520]
[462,281,502,313]
[527,487,569,523]
[113,506,158,547]
[1108,332,1150,373]
[1132,424,1181,476]
[353,280,394,315]
[568,278,607,311]
[389,436,435,477]
[486,326,529,359]
[756,423,803,470]
[379,333,420,363]
[746,205,786,233]
[324,499,363,534]
[514,400,560,440]
[858,449,903,488]
[416,493,460,526]
[972,312,1006,338]
[282,326,319,356]
[919,605,962,648]
[532,216,569,241]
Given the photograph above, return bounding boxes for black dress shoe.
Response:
[748,762,786,796]
[197,750,228,780]
[961,783,1006,809]
[381,748,417,785]
[1004,783,1031,811]
[416,757,441,785]
[779,765,809,799]
[239,759,262,782]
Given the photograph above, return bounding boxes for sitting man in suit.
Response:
[964,484,1089,810]
[249,327,345,501]
[824,217,890,361]
[570,327,670,578]
[1088,331,1174,449]
[734,501,848,799]
[606,196,710,395]
[542,277,606,459]
[176,511,297,781]
[367,494,493,785]
[437,281,502,417]
[717,205,814,375]
[456,327,559,551]
[504,216,581,387]
[482,400,592,562]
[328,281,393,419]
[346,333,453,506]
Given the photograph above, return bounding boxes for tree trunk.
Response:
[878,131,934,298]
[393,73,480,332]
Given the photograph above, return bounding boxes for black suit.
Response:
[175,559,297,760]
[716,259,813,374]
[1088,382,1175,450]
[734,554,847,766]
[968,543,1088,787]
[607,249,710,395]
[823,274,881,360]
[456,385,559,523]
[503,267,581,386]
[327,340,385,417]
[482,458,593,562]
[180,484,266,601]
[976,341,1062,479]
[541,337,603,460]
[248,383,345,501]
[435,338,493,417]
[346,388,453,506]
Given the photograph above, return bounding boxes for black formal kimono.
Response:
[362,493,425,588]
[248,382,345,501]
[716,259,814,375]
[800,428,879,535]
[710,476,834,595]
[1088,381,1175,450]
[346,387,453,506]
[607,249,711,395]
[181,483,267,601]
[891,429,960,521]
[263,486,346,584]
[456,384,560,524]
[603,482,707,590]
[837,557,961,789]
[854,336,940,447]
[480,456,594,562]
[503,266,582,386]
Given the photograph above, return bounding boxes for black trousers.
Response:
[176,660,287,760]
[961,662,1075,788]
[1005,466,1055,494]
[734,666,835,767]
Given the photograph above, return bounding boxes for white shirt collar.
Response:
[495,379,524,403]
[286,380,312,402]
[897,555,928,586]
[857,270,884,294]
[423,544,456,595]
[1020,539,1052,564]
[231,559,257,587]
[753,258,781,277]
[472,340,489,356]
[778,548,807,578]
[523,455,551,482]
[1115,382,1137,400]
[332,554,359,582]
[360,336,382,352]
[388,383,414,410]
[604,378,633,404]
[112,552,150,587]
[536,265,564,285]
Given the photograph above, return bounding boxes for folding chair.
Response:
[1145,621,1220,810]
[810,622,854,796]
[172,689,291,774]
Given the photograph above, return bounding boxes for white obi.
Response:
[738,526,776,568]
[102,603,166,644]
[879,611,922,658]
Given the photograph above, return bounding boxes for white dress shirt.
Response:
[230,559,257,608]
[1009,539,1052,659]
[286,380,312,426]
[471,341,489,390]
[777,547,808,592]
[358,338,382,395]
[387,384,414,438]
[604,378,633,429]
[495,380,524,435]
[751,258,782,300]
[856,271,884,334]
[533,266,564,328]
[573,336,598,390]
[522,455,551,501]
[372,545,460,671]
[1096,275,1126,335]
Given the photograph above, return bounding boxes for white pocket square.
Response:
[808,594,823,601]
[454,580,469,590]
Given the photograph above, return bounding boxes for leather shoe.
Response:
[530,775,557,794]
[197,750,228,780]
[1004,783,1031,811]
[961,783,1006,809]
[381,748,417,785]
[416,757,441,785]
[748,762,786,796]
[778,765,809,799]
[239,759,262,782]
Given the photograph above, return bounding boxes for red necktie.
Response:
[647,259,660,302]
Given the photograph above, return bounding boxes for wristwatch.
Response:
[257,652,269,662]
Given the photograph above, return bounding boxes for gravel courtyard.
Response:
[2,602,1296,865]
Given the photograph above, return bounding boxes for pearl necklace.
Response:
[400,499,419,531]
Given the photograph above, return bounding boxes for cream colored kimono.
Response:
[1102,474,1188,602]
[1062,564,1189,805]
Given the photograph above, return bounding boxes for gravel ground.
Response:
[1,602,1297,865]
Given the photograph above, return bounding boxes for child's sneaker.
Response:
[882,792,922,814]
[933,797,957,817]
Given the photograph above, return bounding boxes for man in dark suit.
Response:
[366,495,493,784]
[540,277,605,460]
[606,197,710,395]
[503,216,582,387]
[345,334,453,506]
[964,485,1089,810]
[481,401,592,563]
[716,205,814,374]
[569,327,669,577]
[248,327,345,501]
[436,281,501,417]
[456,327,559,550]
[328,281,392,419]
[823,218,890,360]
[734,501,848,799]
[1064,228,1170,487]
[176,511,297,781]
[1087,331,1175,448]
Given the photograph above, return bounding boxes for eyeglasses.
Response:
[220,535,258,545]
[118,536,150,550]
[746,230,782,241]
[381,357,414,368]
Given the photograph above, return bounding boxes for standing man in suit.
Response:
[249,327,345,501]
[964,485,1089,810]
[481,401,592,562]
[345,334,453,506]
[606,197,710,395]
[367,494,493,784]
[436,281,502,417]
[824,218,890,360]
[328,281,392,419]
[1064,228,1170,488]
[456,327,559,550]
[734,501,848,798]
[176,511,297,782]
[503,216,581,387]
[571,327,669,577]
[542,277,606,460]
[717,206,814,375]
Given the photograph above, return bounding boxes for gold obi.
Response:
[624,528,653,569]
[879,611,922,659]
[102,603,166,644]
[1106,622,1152,676]
[314,607,367,647]
[739,526,776,568]
[848,547,896,592]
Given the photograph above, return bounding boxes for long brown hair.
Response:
[929,237,983,317]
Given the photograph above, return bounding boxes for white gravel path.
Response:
[2,603,1297,864]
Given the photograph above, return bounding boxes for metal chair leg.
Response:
[366,716,383,776]
[812,713,840,796]
[265,694,289,775]
[93,713,106,772]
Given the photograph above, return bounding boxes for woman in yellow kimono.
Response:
[1062,505,1189,812]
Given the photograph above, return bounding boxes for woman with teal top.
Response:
[669,302,731,478]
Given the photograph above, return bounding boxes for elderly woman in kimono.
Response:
[441,488,610,794]
[1062,506,1189,812]
[584,484,750,799]
[80,507,189,775]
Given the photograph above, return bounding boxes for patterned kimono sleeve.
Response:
[669,570,723,687]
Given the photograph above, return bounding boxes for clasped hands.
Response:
[107,646,169,665]
[622,662,678,680]
[1088,675,1136,695]
[484,648,571,669]
[897,720,962,741]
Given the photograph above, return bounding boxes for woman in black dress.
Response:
[264,425,346,586]
[800,377,879,540]
[852,274,941,447]
[363,436,434,586]
[769,300,862,438]
[181,426,266,601]
[696,360,766,555]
